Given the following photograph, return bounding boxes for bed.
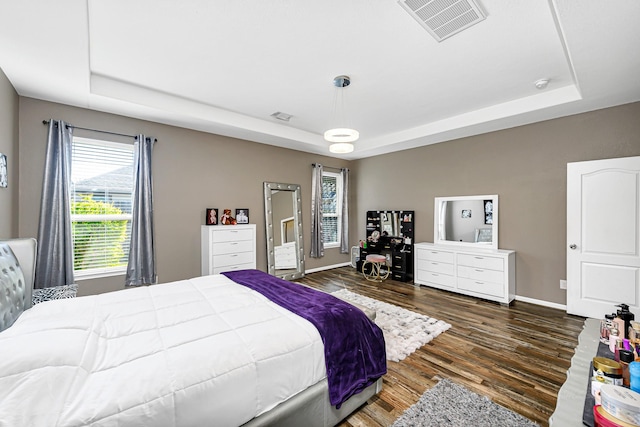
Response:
[0,239,386,427]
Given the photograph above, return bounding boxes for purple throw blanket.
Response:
[222,269,387,407]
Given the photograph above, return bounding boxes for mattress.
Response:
[0,274,326,427]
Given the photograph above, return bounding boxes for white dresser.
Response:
[414,242,515,304]
[201,224,256,275]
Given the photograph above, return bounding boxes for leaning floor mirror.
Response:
[263,182,305,280]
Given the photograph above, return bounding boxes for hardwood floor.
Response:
[297,266,586,427]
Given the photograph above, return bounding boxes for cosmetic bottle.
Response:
[629,321,640,342]
[601,314,615,344]
[629,362,640,393]
[619,349,635,387]
[610,327,620,353]
[617,303,635,340]
[613,316,626,340]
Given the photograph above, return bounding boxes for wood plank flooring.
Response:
[297,266,586,427]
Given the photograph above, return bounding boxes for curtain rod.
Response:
[42,120,140,140]
[312,163,346,171]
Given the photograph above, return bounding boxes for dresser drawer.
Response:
[457,265,504,284]
[211,240,253,255]
[211,228,254,243]
[212,262,255,275]
[391,271,409,282]
[457,277,504,298]
[392,253,407,268]
[212,251,255,268]
[415,270,455,288]
[417,260,454,276]
[457,253,504,271]
[417,247,454,264]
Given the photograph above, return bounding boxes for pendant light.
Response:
[325,75,358,153]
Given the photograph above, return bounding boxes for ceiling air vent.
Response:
[398,0,486,42]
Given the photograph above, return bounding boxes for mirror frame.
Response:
[264,182,305,280]
[434,194,499,250]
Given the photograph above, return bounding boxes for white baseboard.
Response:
[305,262,352,274]
[515,295,566,311]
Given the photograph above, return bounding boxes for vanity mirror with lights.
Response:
[264,182,305,280]
[414,195,516,304]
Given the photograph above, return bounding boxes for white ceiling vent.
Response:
[398,0,486,42]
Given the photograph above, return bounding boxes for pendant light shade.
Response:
[325,75,358,153]
[328,141,356,154]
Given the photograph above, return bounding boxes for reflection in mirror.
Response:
[264,182,304,280]
[380,211,401,237]
[434,195,498,250]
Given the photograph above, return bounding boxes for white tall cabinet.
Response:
[201,224,256,275]
[414,242,516,304]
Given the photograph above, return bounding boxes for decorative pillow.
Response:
[32,284,78,305]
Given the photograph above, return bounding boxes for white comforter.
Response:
[0,275,326,427]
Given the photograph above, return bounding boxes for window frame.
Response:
[321,170,343,249]
[70,137,134,280]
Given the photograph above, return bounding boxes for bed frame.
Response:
[0,238,36,332]
[0,238,380,427]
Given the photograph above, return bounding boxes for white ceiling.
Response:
[1,0,639,159]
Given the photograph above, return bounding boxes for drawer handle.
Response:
[432,273,439,276]
[474,256,484,259]
[475,269,483,272]
[432,262,438,265]
[475,281,484,285]
[230,254,238,257]
[230,242,238,245]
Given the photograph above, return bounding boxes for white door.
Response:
[567,156,640,319]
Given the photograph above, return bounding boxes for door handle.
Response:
[569,244,577,250]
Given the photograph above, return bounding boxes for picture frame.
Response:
[236,209,249,224]
[205,208,218,225]
[0,153,7,188]
[461,209,471,218]
[484,199,493,225]
[220,209,236,225]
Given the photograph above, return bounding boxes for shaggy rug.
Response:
[391,379,539,427]
[331,289,451,362]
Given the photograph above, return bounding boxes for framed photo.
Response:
[206,208,218,225]
[0,153,7,188]
[461,209,471,218]
[236,209,249,224]
[484,199,493,225]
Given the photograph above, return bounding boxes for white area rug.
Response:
[331,289,451,362]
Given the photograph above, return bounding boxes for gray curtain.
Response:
[340,168,349,254]
[310,163,324,258]
[125,135,157,286]
[35,120,74,289]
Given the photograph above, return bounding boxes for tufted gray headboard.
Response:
[0,238,36,332]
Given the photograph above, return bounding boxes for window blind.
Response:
[70,137,134,276]
[322,174,340,245]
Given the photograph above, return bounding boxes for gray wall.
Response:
[18,97,351,296]
[354,102,640,304]
[0,66,18,239]
[9,80,640,304]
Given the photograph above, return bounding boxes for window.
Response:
[321,171,343,248]
[70,137,134,279]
